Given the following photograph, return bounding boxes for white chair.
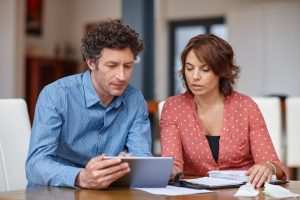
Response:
[158,100,165,121]
[252,97,283,160]
[0,99,31,192]
[153,100,165,156]
[285,97,300,167]
[0,143,6,191]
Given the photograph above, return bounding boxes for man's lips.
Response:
[111,83,126,88]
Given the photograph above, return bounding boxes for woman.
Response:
[160,34,286,188]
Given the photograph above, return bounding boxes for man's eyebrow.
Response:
[104,60,134,64]
[124,61,135,65]
[104,60,116,63]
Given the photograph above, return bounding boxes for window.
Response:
[169,17,228,95]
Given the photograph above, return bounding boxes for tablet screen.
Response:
[103,157,173,188]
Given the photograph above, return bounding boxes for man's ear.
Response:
[86,58,96,71]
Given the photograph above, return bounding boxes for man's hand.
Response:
[245,162,274,188]
[118,152,133,157]
[75,154,130,189]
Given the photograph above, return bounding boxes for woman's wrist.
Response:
[266,161,277,176]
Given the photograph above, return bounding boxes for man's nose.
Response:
[116,67,125,81]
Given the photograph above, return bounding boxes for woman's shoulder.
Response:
[228,91,255,102]
[161,93,194,120]
[227,91,257,107]
[165,92,192,105]
[162,92,194,112]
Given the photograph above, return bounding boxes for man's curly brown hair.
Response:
[80,19,144,65]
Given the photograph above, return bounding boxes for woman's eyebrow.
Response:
[185,62,206,68]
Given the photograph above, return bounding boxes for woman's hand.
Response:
[169,165,181,182]
[245,162,274,188]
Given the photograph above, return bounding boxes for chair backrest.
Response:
[252,97,283,160]
[0,143,6,190]
[0,99,31,192]
[285,97,300,167]
[158,100,165,121]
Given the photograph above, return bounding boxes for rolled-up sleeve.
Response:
[248,101,287,180]
[160,99,184,171]
[26,86,81,188]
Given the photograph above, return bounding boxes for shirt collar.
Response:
[83,70,100,108]
[82,70,126,109]
[108,87,130,110]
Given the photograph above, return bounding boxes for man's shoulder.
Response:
[122,84,143,98]
[44,73,83,93]
[119,85,147,109]
[39,73,84,102]
[50,73,83,88]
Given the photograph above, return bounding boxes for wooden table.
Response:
[0,181,299,200]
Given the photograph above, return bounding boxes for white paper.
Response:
[133,185,213,196]
[264,182,300,198]
[234,183,259,197]
[185,177,244,187]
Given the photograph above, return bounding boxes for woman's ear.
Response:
[86,58,96,71]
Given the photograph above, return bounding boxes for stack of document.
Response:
[182,170,281,189]
[208,170,276,182]
[180,170,247,189]
[184,176,245,188]
[208,170,248,181]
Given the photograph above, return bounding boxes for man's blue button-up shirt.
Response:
[26,70,152,188]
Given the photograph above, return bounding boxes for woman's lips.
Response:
[191,84,204,90]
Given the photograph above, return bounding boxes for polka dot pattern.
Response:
[160,91,286,178]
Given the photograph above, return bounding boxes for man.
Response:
[26,19,152,189]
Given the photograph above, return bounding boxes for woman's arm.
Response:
[160,99,184,180]
[247,100,287,187]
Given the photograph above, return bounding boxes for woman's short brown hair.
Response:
[180,34,240,96]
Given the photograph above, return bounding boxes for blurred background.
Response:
[0,0,300,179]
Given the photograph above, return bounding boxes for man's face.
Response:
[88,47,135,104]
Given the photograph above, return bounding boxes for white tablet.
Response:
[103,157,173,188]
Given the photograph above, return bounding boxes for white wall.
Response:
[2,0,300,99]
[73,0,121,59]
[228,1,300,96]
[264,4,300,96]
[155,0,300,99]
[0,0,25,98]
[26,0,121,61]
[26,0,75,57]
[0,0,121,98]
[227,7,266,96]
[154,0,169,101]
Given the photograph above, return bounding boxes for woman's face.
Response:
[184,49,220,97]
